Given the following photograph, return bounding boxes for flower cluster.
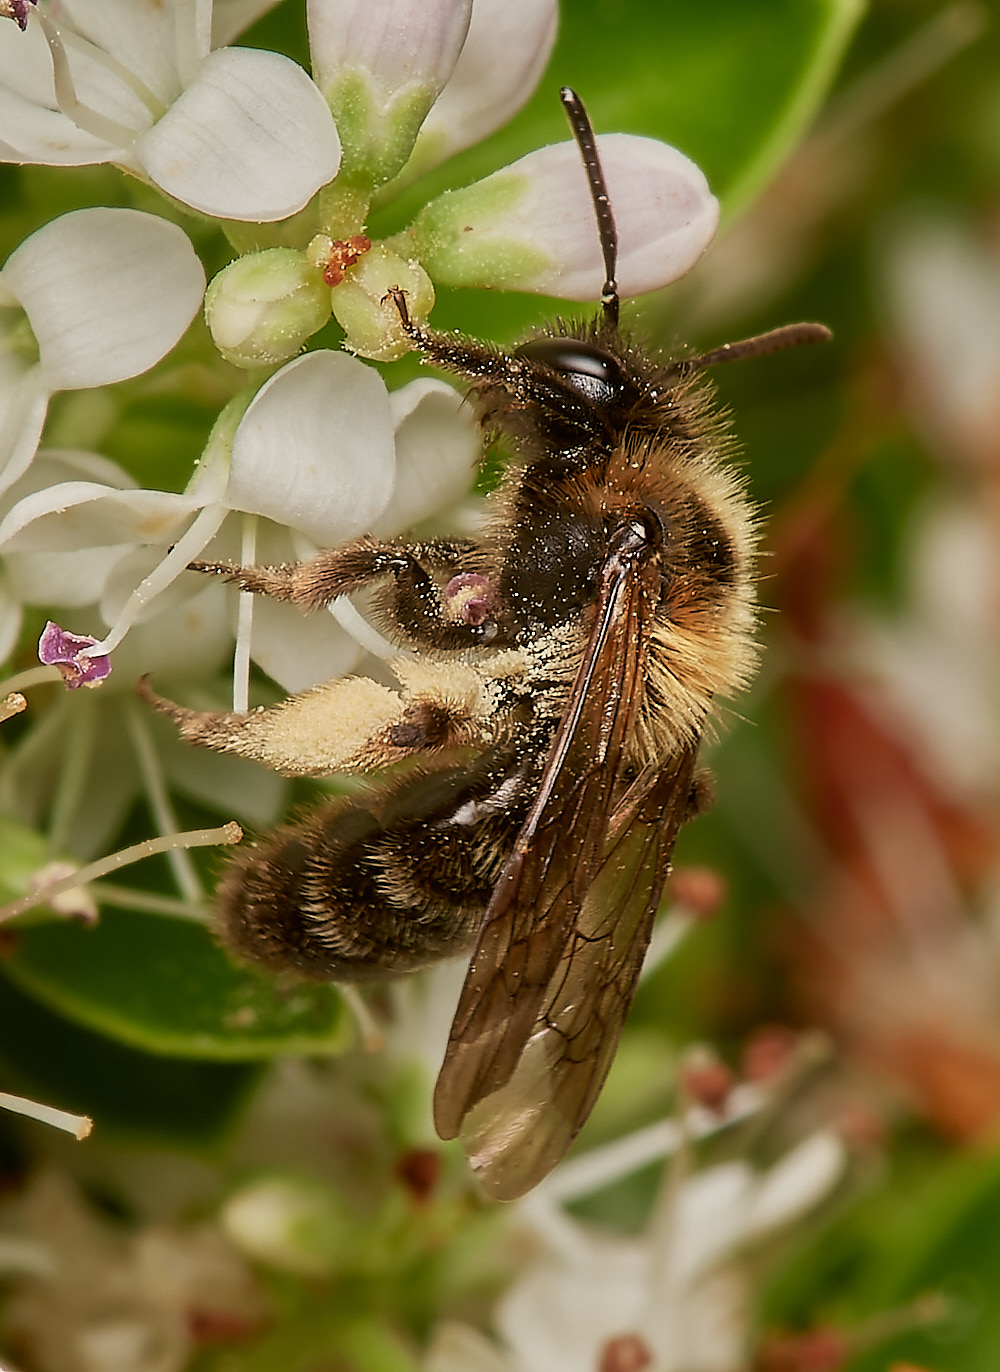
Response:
[0,0,718,721]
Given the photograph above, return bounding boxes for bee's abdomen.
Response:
[217,759,526,980]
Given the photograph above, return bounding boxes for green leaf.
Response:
[373,0,863,346]
[0,975,260,1145]
[380,0,863,230]
[548,0,865,220]
[1,906,352,1061]
[0,816,48,904]
[762,1140,1000,1371]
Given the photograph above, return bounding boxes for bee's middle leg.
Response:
[190,535,498,649]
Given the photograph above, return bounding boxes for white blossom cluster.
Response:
[0,0,719,742]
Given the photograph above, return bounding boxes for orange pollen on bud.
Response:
[323,234,372,287]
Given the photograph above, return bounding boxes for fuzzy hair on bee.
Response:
[140,88,829,1199]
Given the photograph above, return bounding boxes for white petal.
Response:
[2,209,205,391]
[497,1242,645,1372]
[212,0,284,48]
[48,0,210,102]
[664,1162,754,1282]
[414,0,557,167]
[160,724,289,829]
[746,1132,845,1240]
[424,1321,515,1372]
[107,576,233,679]
[247,594,364,694]
[3,447,138,503]
[0,483,196,552]
[0,360,49,496]
[136,47,341,221]
[0,19,66,109]
[0,446,138,548]
[0,30,118,164]
[227,351,395,545]
[370,379,478,535]
[0,470,196,615]
[413,135,718,300]
[0,91,115,164]
[5,546,128,608]
[0,0,212,163]
[308,0,471,98]
[0,576,22,664]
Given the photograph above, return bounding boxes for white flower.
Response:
[402,134,719,301]
[0,1172,264,1372]
[867,215,1000,792]
[425,1132,846,1372]
[309,0,473,105]
[884,214,1000,471]
[0,207,205,498]
[0,0,341,220]
[308,0,473,184]
[0,353,480,695]
[405,0,558,175]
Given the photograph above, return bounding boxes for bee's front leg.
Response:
[190,535,501,649]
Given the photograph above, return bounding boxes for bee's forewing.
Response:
[433,533,693,1196]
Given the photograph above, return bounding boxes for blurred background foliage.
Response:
[4,0,1000,1369]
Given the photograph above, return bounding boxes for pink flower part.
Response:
[1,0,36,30]
[38,619,111,689]
[444,572,496,627]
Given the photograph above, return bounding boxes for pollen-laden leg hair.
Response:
[137,649,530,779]
[139,648,544,980]
[189,534,502,651]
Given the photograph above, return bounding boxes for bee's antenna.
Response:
[560,87,619,329]
[686,322,832,371]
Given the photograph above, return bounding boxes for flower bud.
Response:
[330,244,434,361]
[221,1176,353,1278]
[309,0,472,185]
[205,248,330,368]
[401,134,718,300]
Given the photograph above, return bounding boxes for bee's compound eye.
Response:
[516,337,623,403]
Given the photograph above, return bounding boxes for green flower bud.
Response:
[220,1175,354,1278]
[326,68,437,188]
[394,169,547,293]
[205,248,330,368]
[330,244,434,361]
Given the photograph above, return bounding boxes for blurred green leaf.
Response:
[0,975,259,1144]
[762,1140,1000,1371]
[1,907,351,1061]
[373,0,865,344]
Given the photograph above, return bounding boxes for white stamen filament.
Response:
[0,820,241,924]
[38,12,167,150]
[0,667,60,696]
[329,597,403,660]
[126,698,203,903]
[639,905,695,984]
[46,684,95,860]
[336,984,386,1053]
[87,881,211,922]
[527,1084,766,1217]
[287,531,407,661]
[0,1089,92,1140]
[86,501,228,657]
[232,512,257,713]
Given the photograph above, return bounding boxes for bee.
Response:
[140,89,829,1200]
